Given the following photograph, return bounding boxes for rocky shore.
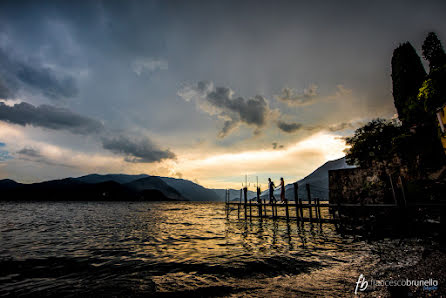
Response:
[363,238,445,296]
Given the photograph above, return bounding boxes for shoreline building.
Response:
[436,103,446,155]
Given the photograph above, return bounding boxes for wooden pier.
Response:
[224,182,446,236]
[223,182,372,224]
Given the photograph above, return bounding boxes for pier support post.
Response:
[244,187,248,219]
[257,187,262,219]
[249,197,252,220]
[285,197,290,221]
[315,198,319,221]
[225,189,228,217]
[299,198,304,222]
[272,200,276,219]
[238,189,241,218]
[293,183,299,221]
[306,183,313,222]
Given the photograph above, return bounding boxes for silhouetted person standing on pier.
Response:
[268,178,276,203]
[279,177,286,203]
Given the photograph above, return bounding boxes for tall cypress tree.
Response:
[418,32,446,167]
[422,32,446,72]
[391,42,427,126]
[419,32,446,112]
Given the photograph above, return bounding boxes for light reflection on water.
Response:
[0,201,376,296]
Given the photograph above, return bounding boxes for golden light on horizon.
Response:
[173,132,347,189]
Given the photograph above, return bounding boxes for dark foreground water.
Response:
[0,201,435,297]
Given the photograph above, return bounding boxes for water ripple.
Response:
[0,201,377,296]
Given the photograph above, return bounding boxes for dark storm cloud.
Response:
[0,101,177,163]
[208,87,269,127]
[277,121,303,133]
[0,48,78,100]
[304,121,364,133]
[178,81,271,137]
[101,135,176,163]
[219,119,239,138]
[17,147,42,158]
[328,122,355,132]
[16,147,74,168]
[275,85,319,107]
[288,120,362,134]
[16,63,77,100]
[0,102,104,134]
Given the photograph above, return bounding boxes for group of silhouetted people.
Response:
[268,177,286,204]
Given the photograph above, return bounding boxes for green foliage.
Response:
[418,78,435,102]
[417,62,446,168]
[418,74,445,113]
[422,32,446,72]
[345,119,403,167]
[391,42,427,127]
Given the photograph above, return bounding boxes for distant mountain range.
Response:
[160,177,221,201]
[0,178,146,201]
[75,174,150,184]
[0,157,353,202]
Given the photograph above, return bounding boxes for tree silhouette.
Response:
[419,32,446,114]
[391,42,427,127]
[417,32,446,167]
[345,118,403,167]
[422,32,446,72]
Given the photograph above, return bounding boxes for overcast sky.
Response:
[0,0,445,188]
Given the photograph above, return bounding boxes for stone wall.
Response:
[329,167,396,204]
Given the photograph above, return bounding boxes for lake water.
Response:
[0,201,396,296]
